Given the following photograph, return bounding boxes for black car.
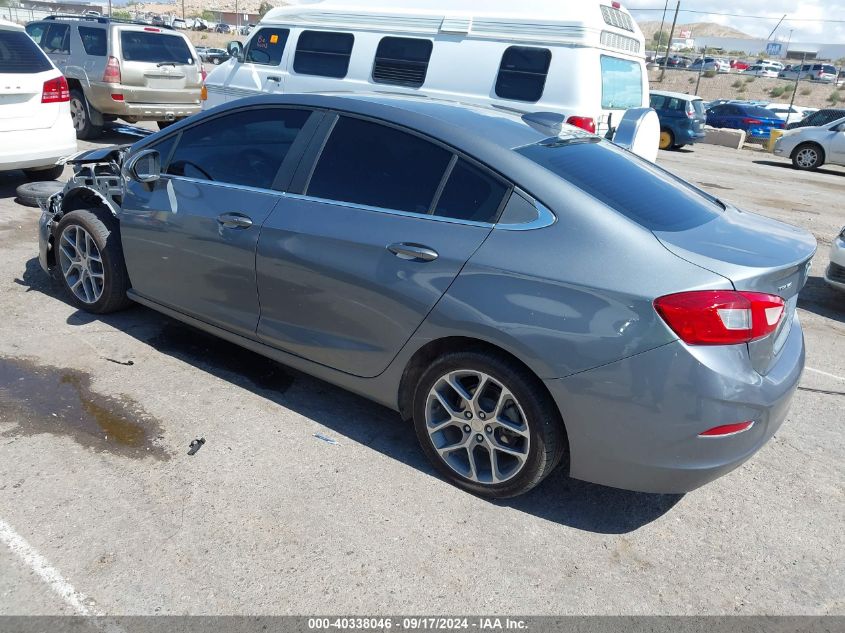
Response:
[202,48,231,65]
[214,23,232,34]
[787,108,845,130]
[655,55,690,68]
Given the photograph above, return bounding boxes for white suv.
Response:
[0,18,76,180]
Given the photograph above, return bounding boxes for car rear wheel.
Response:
[55,210,132,314]
[69,90,102,140]
[659,129,675,150]
[792,143,824,170]
[412,350,566,498]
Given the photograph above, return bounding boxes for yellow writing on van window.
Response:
[270,34,279,44]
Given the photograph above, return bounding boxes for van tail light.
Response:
[686,103,695,119]
[742,118,763,125]
[103,56,121,83]
[201,85,208,101]
[566,116,596,134]
[654,290,785,345]
[41,76,70,103]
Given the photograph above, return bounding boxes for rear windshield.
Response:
[691,99,705,115]
[743,105,778,118]
[516,138,723,231]
[0,29,52,73]
[119,30,194,64]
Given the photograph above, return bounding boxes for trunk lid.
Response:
[0,69,59,132]
[653,205,816,374]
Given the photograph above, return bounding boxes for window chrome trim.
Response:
[164,174,285,197]
[497,200,557,231]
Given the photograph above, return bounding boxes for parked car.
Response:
[25,15,204,136]
[655,55,690,68]
[730,59,749,71]
[215,23,232,34]
[705,102,785,139]
[649,90,706,150]
[171,18,188,30]
[787,108,845,129]
[206,0,652,141]
[201,47,231,65]
[755,59,784,72]
[764,103,814,126]
[689,57,730,73]
[773,115,845,170]
[745,63,780,78]
[239,23,254,36]
[780,63,837,82]
[824,226,845,293]
[0,18,77,180]
[38,93,815,498]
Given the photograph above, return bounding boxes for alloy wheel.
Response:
[795,147,818,168]
[69,97,86,132]
[58,225,105,304]
[424,370,530,485]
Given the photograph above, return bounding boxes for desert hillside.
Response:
[639,20,753,42]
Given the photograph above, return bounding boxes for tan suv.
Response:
[25,15,203,138]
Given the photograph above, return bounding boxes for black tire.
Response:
[54,210,133,314]
[69,89,102,140]
[791,143,824,170]
[157,119,183,130]
[15,180,64,208]
[24,165,65,181]
[412,350,567,499]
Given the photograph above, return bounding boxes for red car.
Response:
[731,59,750,71]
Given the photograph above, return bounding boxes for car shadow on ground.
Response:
[799,275,845,324]
[753,159,845,177]
[14,256,684,533]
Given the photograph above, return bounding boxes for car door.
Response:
[255,114,508,378]
[214,26,290,103]
[40,23,71,72]
[119,106,318,337]
[829,122,845,164]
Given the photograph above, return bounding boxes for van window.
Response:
[167,107,311,189]
[307,116,452,213]
[78,27,107,56]
[0,29,53,73]
[434,159,509,223]
[120,31,193,64]
[372,37,433,88]
[294,30,354,78]
[245,27,289,65]
[600,56,643,110]
[495,46,551,103]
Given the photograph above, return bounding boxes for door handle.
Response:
[387,242,438,262]
[267,76,281,83]
[217,212,253,228]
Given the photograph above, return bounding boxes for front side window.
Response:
[245,27,289,65]
[119,31,193,64]
[293,30,354,78]
[78,26,107,56]
[372,37,433,88]
[307,116,451,213]
[495,46,551,103]
[0,29,52,73]
[600,56,642,109]
[166,108,311,189]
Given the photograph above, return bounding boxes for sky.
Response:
[627,0,845,43]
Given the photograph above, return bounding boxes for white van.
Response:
[204,0,649,136]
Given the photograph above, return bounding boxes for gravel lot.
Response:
[0,129,843,616]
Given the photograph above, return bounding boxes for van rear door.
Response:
[115,27,200,104]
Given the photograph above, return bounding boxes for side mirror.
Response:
[227,40,244,62]
[125,149,161,184]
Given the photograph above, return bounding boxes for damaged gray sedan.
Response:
[39,93,815,498]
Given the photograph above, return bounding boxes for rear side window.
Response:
[649,95,666,109]
[517,138,722,231]
[119,31,193,64]
[600,56,643,109]
[42,24,70,54]
[495,46,551,103]
[691,99,705,115]
[307,116,451,213]
[25,23,47,45]
[78,27,107,56]
[245,27,289,66]
[0,29,52,73]
[434,159,509,223]
[166,108,311,189]
[372,37,433,88]
[294,30,354,78]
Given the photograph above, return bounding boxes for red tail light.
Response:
[41,76,70,103]
[654,290,785,345]
[103,56,121,83]
[567,116,597,134]
[685,103,695,119]
[742,118,763,125]
[201,68,207,82]
[699,421,755,437]
[144,27,161,32]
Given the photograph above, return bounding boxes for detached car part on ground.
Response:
[39,94,816,499]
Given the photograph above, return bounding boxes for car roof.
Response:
[651,90,701,101]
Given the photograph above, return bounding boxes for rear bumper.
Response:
[544,315,805,494]
[678,126,706,144]
[0,124,77,171]
[86,83,202,120]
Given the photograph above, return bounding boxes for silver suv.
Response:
[25,15,203,138]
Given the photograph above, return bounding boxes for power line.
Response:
[628,7,845,23]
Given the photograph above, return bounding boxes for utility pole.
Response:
[655,0,669,60]
[788,51,807,114]
[694,45,707,95]
[767,14,787,41]
[181,0,185,19]
[659,0,680,83]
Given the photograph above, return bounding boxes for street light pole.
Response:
[788,51,807,114]
[694,45,707,95]
[656,0,669,60]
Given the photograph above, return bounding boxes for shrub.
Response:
[769,86,787,98]
[688,76,695,83]
[703,70,717,78]
[737,84,746,93]
[828,90,841,104]
[744,76,755,83]
[732,79,743,88]
[800,87,812,96]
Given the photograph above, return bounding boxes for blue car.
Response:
[706,102,785,140]
[650,90,707,150]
